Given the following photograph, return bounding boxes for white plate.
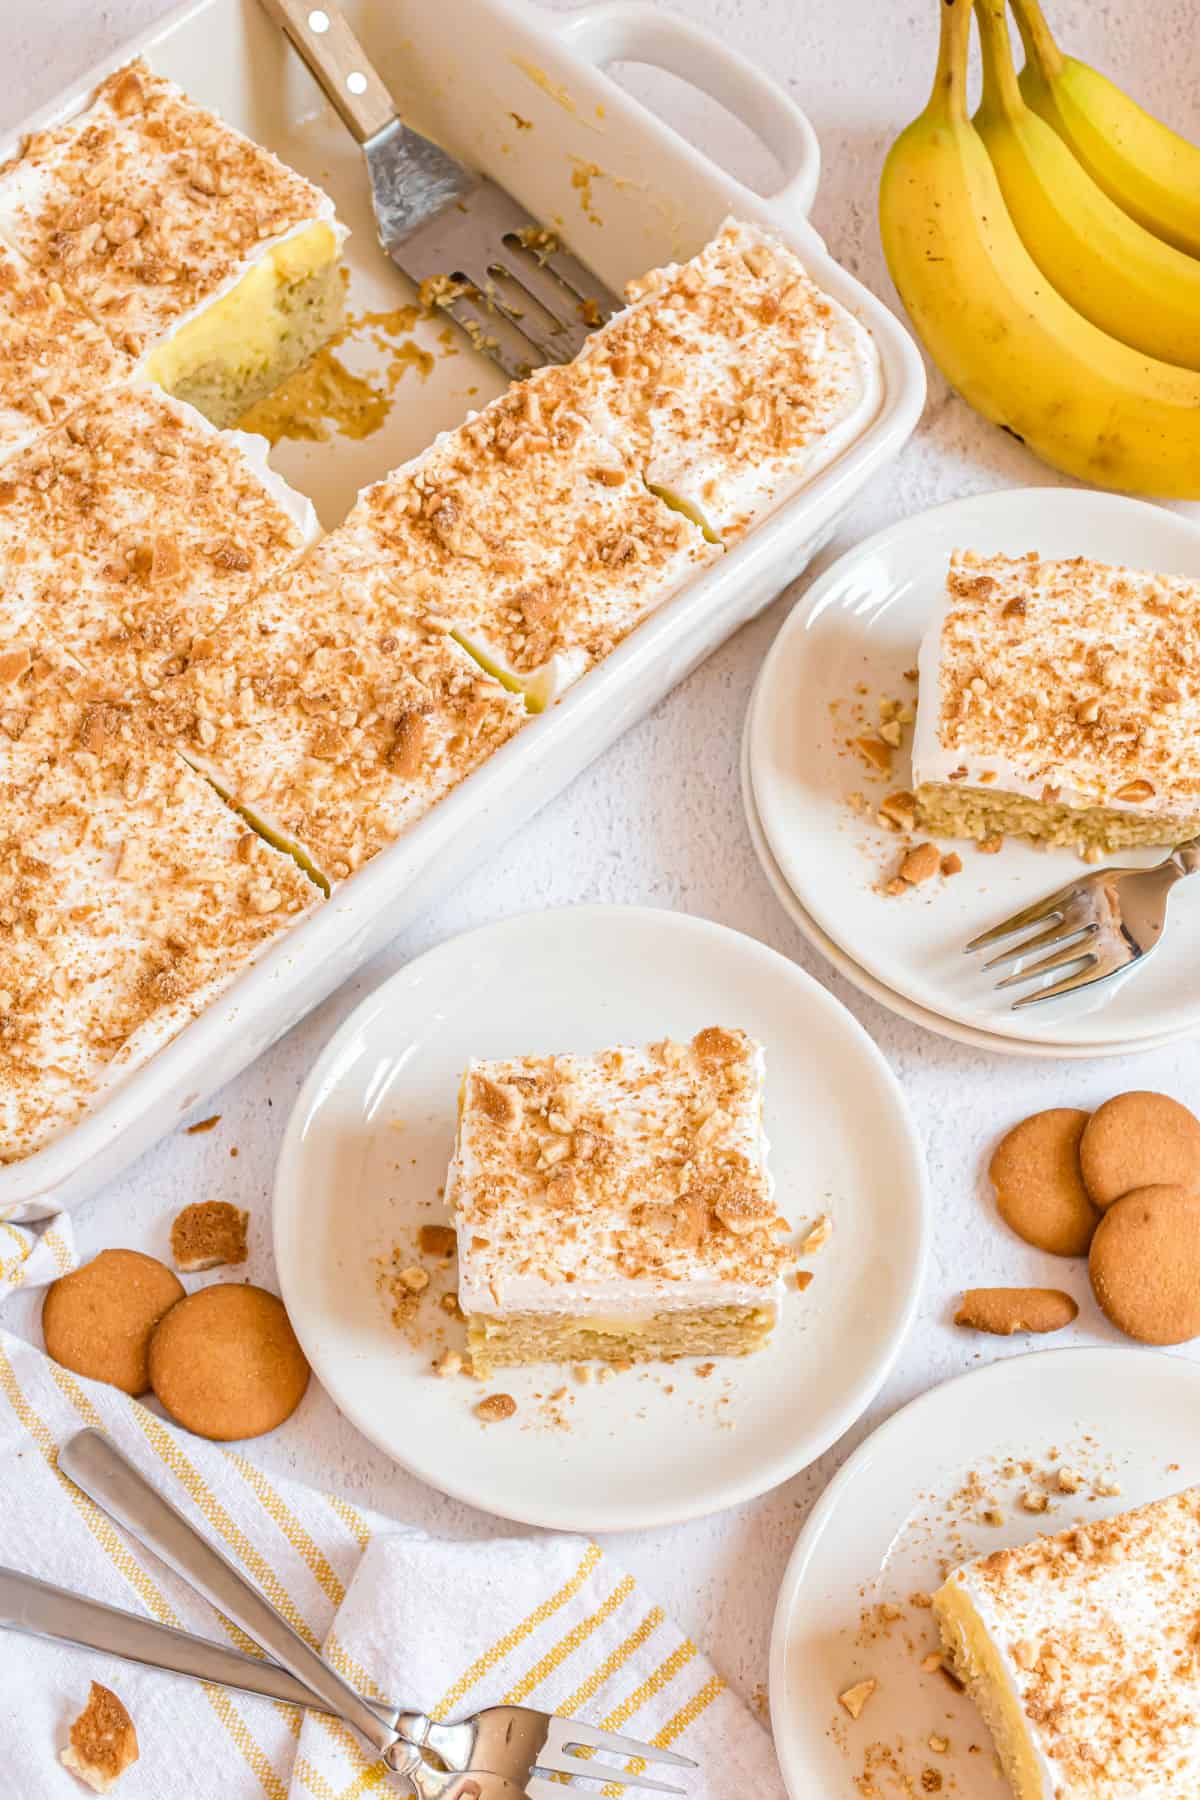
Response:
[740,684,1193,1060]
[769,1347,1200,1800]
[749,488,1200,1049]
[273,905,928,1532]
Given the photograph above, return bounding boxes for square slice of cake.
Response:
[0,380,317,696]
[913,551,1200,853]
[349,361,719,711]
[446,1027,790,1373]
[0,59,346,426]
[152,515,528,888]
[0,239,132,461]
[934,1486,1200,1800]
[0,697,320,1163]
[570,218,881,542]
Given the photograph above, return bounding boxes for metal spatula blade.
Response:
[259,0,619,377]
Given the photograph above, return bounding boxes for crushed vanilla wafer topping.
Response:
[449,1029,791,1311]
[0,59,335,356]
[0,382,313,696]
[0,239,131,456]
[919,550,1200,811]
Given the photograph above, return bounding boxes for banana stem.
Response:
[974,0,1025,118]
[927,0,973,123]
[1008,0,1065,82]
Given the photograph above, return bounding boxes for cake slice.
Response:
[913,550,1200,854]
[152,514,528,887]
[0,694,320,1164]
[0,238,132,461]
[349,360,718,710]
[934,1486,1200,1799]
[0,59,346,426]
[446,1027,791,1373]
[570,218,882,542]
[0,380,317,696]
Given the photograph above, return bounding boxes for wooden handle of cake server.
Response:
[259,0,399,143]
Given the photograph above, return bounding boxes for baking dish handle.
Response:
[552,0,820,224]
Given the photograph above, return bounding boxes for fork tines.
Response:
[537,1716,696,1792]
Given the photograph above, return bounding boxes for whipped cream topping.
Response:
[914,550,1200,815]
[574,217,882,541]
[447,1029,788,1319]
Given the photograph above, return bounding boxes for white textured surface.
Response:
[5,0,1200,1724]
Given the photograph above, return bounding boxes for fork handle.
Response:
[58,1431,418,1780]
[258,0,398,142]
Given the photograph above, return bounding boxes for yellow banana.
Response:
[878,0,1200,499]
[972,0,1200,372]
[1012,0,1200,259]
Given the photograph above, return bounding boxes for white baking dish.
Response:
[0,0,925,1219]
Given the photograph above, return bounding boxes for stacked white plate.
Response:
[743,487,1200,1058]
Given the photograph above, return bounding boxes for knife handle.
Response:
[58,1431,418,1778]
[258,0,398,143]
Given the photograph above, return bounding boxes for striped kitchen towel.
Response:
[0,1329,785,1799]
[0,1213,77,1301]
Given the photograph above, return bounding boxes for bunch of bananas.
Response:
[879,0,1200,496]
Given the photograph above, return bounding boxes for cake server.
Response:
[57,1429,696,1795]
[258,0,617,378]
[965,835,1200,1006]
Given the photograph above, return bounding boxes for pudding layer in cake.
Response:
[934,1486,1200,1800]
[445,1027,790,1374]
[152,515,527,887]
[0,60,346,426]
[0,239,132,461]
[914,551,1200,853]
[349,361,718,711]
[0,695,319,1163]
[0,381,317,696]
[571,218,881,542]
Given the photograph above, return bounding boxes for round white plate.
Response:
[769,1347,1200,1800]
[749,488,1200,1049]
[740,688,1192,1060]
[274,905,928,1532]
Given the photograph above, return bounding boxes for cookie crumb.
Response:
[794,1269,814,1292]
[170,1200,248,1272]
[940,852,962,876]
[397,1266,430,1293]
[1057,1466,1084,1494]
[954,1286,1078,1336]
[838,1678,877,1720]
[434,1349,462,1378]
[928,1735,949,1754]
[61,1683,138,1793]
[418,1224,457,1258]
[982,1506,1005,1527]
[475,1393,517,1423]
[899,842,940,886]
[800,1214,832,1254]
[1021,1488,1050,1514]
[1094,1476,1123,1497]
[184,1114,221,1134]
[909,1591,932,1609]
[920,1653,944,1674]
[977,834,1003,854]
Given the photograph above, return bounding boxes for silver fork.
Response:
[965,837,1200,1007]
[58,1431,694,1797]
[259,0,618,378]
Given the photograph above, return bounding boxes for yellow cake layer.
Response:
[143,223,342,426]
[933,1579,1046,1800]
[915,781,1200,853]
[466,1304,777,1375]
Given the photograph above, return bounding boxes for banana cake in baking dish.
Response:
[0,53,887,1164]
[914,550,1200,854]
[446,1028,792,1373]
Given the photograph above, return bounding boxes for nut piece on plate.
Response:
[989,1107,1100,1257]
[42,1250,184,1396]
[1079,1091,1200,1209]
[954,1287,1078,1336]
[838,1678,877,1719]
[170,1200,249,1271]
[61,1682,138,1793]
